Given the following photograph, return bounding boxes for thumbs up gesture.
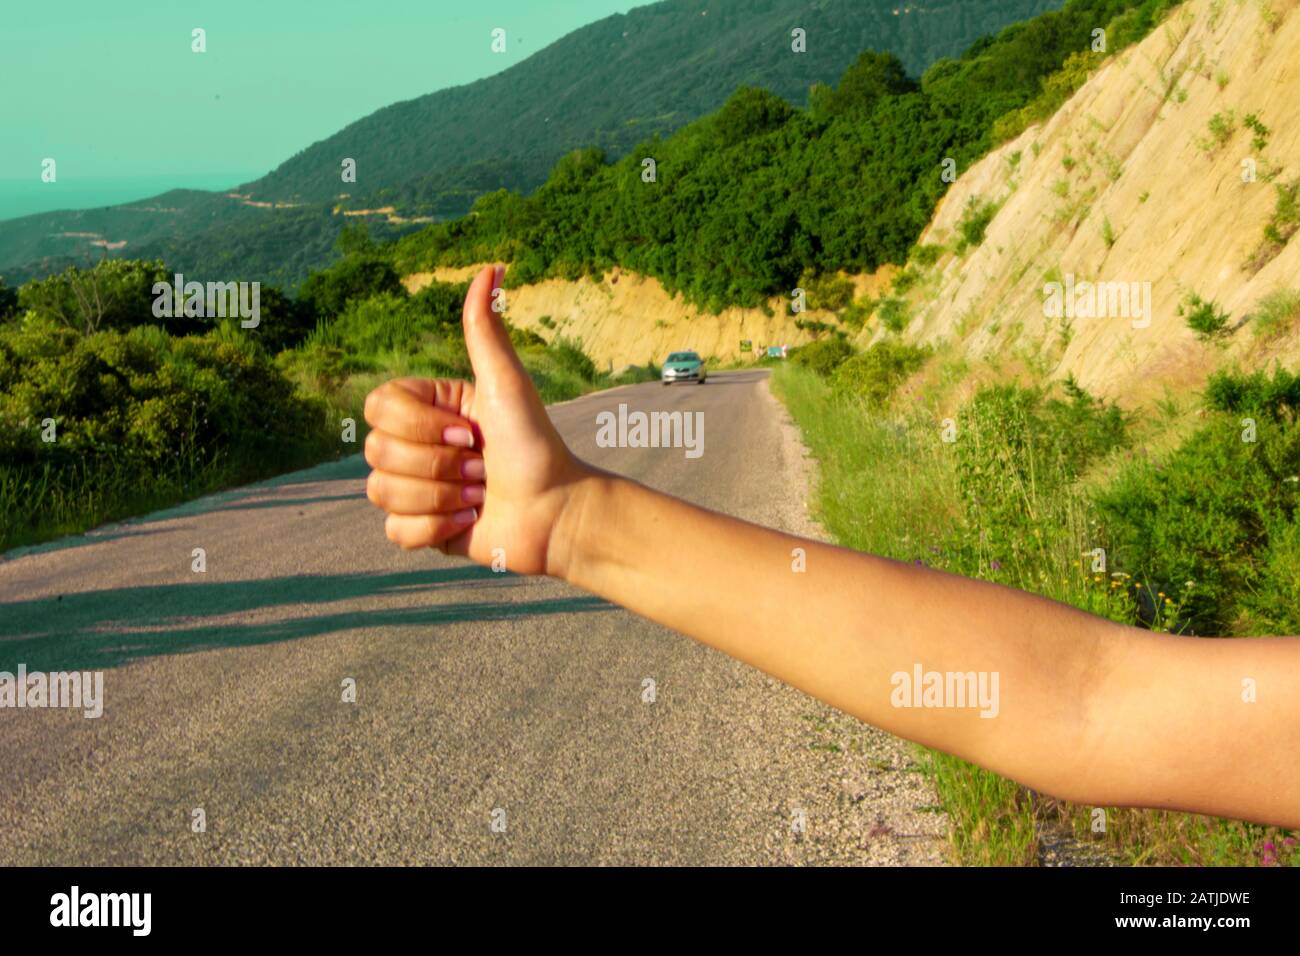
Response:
[363,264,592,575]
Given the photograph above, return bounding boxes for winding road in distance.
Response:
[0,370,947,865]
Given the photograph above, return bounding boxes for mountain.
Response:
[0,0,1064,289]
[248,0,1066,211]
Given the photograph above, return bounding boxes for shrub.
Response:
[0,320,325,471]
[955,197,999,253]
[17,259,171,335]
[1251,289,1300,340]
[1205,365,1300,419]
[1243,180,1299,273]
[298,254,403,319]
[1178,292,1230,341]
[1197,110,1237,153]
[0,318,335,548]
[1041,375,1131,478]
[798,270,855,312]
[952,380,1129,578]
[1241,516,1300,634]
[892,268,920,294]
[1095,413,1300,635]
[1262,179,1299,246]
[830,341,930,409]
[246,286,317,355]
[877,296,912,333]
[546,337,597,383]
[839,297,876,330]
[790,336,853,376]
[508,325,548,350]
[910,243,945,267]
[991,50,1106,144]
[1243,113,1271,152]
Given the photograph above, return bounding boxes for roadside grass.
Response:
[770,362,1299,866]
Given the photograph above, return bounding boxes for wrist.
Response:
[543,461,609,584]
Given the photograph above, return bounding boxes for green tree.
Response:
[298,254,403,319]
[17,258,170,335]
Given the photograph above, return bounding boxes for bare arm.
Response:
[364,265,1300,829]
[549,469,1300,828]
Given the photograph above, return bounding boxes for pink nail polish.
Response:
[460,458,486,480]
[444,426,475,448]
[461,483,485,506]
[493,264,505,288]
[452,508,478,525]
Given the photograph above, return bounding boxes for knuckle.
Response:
[432,445,456,480]
[416,411,440,446]
[363,388,382,426]
[365,472,384,507]
[436,482,459,511]
[422,514,444,545]
[363,429,384,465]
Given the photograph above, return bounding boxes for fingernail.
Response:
[461,483,485,506]
[444,425,475,448]
[493,264,505,289]
[452,507,478,525]
[460,457,486,480]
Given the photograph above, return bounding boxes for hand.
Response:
[363,264,592,576]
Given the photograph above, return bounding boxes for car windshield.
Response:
[667,352,699,363]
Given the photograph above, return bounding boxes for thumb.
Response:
[463,264,530,391]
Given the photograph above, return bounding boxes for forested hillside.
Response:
[392,0,1176,309]
[0,0,1061,288]
[250,0,1064,211]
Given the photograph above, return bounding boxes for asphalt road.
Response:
[0,370,947,865]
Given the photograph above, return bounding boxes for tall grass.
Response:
[771,362,1298,866]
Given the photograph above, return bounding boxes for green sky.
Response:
[2,0,644,186]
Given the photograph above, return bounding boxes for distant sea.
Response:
[0,174,265,222]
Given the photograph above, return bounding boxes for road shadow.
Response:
[0,566,614,672]
[212,493,360,512]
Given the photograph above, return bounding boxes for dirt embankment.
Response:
[895,0,1300,407]
[404,268,836,370]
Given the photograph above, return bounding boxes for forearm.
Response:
[550,468,1131,801]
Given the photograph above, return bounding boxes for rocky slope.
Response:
[894,0,1300,407]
